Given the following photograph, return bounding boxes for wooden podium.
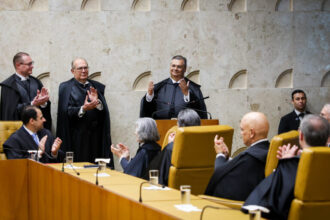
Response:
[156,119,219,145]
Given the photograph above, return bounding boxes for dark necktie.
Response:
[299,113,305,119]
[169,83,179,118]
[21,79,30,94]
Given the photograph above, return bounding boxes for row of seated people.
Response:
[111,107,330,220]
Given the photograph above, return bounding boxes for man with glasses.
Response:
[56,58,113,167]
[0,52,52,130]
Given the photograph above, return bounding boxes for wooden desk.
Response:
[0,160,252,220]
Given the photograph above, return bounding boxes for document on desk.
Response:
[174,204,202,212]
[143,185,171,190]
[94,173,110,177]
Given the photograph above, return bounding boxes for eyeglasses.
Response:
[21,61,34,66]
[75,66,89,71]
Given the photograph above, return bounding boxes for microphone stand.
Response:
[68,163,80,176]
[139,181,149,203]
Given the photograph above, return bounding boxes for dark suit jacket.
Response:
[205,141,270,201]
[278,110,311,134]
[120,141,160,178]
[0,74,52,130]
[3,126,63,163]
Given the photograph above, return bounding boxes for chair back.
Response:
[168,125,234,194]
[288,147,330,220]
[0,121,23,160]
[265,130,299,177]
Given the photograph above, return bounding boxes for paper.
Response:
[95,158,111,163]
[64,165,84,169]
[143,185,171,190]
[242,205,270,213]
[94,173,110,177]
[174,204,201,212]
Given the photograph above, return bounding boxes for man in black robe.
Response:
[145,109,201,185]
[4,106,62,163]
[242,115,330,220]
[140,55,208,119]
[278,89,311,134]
[205,112,270,201]
[0,52,52,130]
[56,58,113,167]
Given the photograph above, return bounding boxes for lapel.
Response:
[17,127,39,150]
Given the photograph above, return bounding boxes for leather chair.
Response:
[288,147,330,220]
[0,121,23,160]
[199,130,300,209]
[265,130,299,177]
[167,125,234,195]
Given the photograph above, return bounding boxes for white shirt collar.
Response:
[250,138,268,147]
[15,72,29,81]
[23,125,36,136]
[294,109,306,116]
[170,77,184,84]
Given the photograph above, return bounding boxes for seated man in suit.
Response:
[4,105,63,163]
[147,108,201,185]
[205,112,270,201]
[243,115,330,220]
[278,89,311,134]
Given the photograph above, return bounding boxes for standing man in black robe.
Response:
[205,112,270,201]
[56,58,113,167]
[140,55,208,119]
[0,52,52,130]
[242,115,330,220]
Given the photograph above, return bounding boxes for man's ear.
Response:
[250,128,255,139]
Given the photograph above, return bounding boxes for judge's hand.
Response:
[147,81,154,96]
[111,143,130,160]
[32,87,49,106]
[179,80,189,96]
[38,135,48,155]
[82,95,98,111]
[277,144,301,159]
[214,135,229,158]
[168,132,176,143]
[88,87,98,102]
[51,138,62,155]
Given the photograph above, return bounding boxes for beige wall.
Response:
[0,0,329,169]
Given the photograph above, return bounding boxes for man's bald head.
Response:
[240,112,269,146]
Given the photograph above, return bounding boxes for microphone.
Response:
[68,162,80,176]
[3,146,54,161]
[200,205,234,220]
[139,181,149,203]
[96,166,99,185]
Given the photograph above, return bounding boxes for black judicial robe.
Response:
[278,111,311,134]
[143,142,173,185]
[56,78,113,167]
[4,126,63,163]
[242,157,299,220]
[0,74,52,130]
[205,141,270,201]
[140,78,207,119]
[120,141,161,178]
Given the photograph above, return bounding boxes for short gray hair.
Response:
[136,118,160,142]
[299,114,330,146]
[177,109,201,127]
[71,57,88,69]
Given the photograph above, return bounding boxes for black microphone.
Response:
[200,205,233,220]
[3,146,54,161]
[96,166,99,185]
[68,162,80,176]
[139,181,149,203]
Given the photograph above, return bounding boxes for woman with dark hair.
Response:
[111,117,160,178]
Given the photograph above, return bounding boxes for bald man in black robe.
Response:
[140,55,207,119]
[56,58,113,167]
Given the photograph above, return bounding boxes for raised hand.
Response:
[51,138,62,155]
[88,87,98,102]
[82,95,98,111]
[111,143,130,160]
[277,144,300,159]
[179,80,189,96]
[38,135,48,155]
[32,87,49,106]
[168,132,176,143]
[147,81,154,96]
[214,135,229,158]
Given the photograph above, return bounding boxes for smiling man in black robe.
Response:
[56,58,113,167]
[0,52,52,130]
[140,55,207,119]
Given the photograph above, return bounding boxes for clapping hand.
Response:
[179,80,189,96]
[277,143,301,159]
[214,135,229,158]
[51,138,62,156]
[32,87,49,106]
[38,135,48,155]
[111,143,130,160]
